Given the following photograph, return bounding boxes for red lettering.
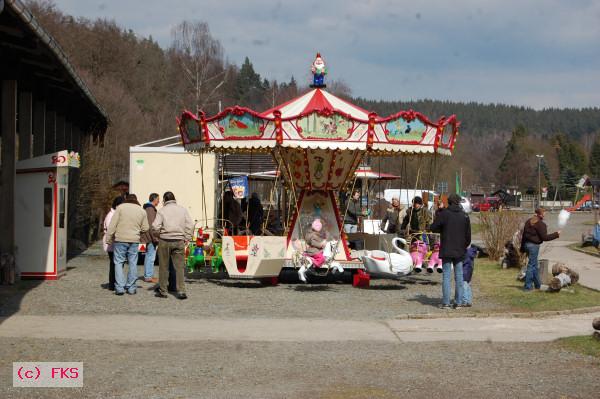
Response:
[25,370,34,379]
[50,367,79,379]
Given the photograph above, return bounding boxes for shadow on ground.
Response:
[407,294,442,307]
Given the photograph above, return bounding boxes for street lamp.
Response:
[536,154,544,208]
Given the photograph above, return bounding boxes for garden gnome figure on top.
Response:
[310,52,327,88]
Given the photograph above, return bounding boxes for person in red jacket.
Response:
[520,208,560,291]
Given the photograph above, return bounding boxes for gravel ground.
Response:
[2,337,599,399]
[0,246,504,320]
[2,210,590,321]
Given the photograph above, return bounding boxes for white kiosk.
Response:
[15,150,80,280]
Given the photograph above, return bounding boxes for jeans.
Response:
[108,251,115,290]
[442,259,464,306]
[524,242,541,290]
[344,224,358,233]
[144,242,157,279]
[113,242,139,294]
[462,281,472,305]
[157,239,186,295]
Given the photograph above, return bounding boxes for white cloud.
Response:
[51,0,600,108]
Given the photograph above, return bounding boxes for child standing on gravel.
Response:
[461,246,478,307]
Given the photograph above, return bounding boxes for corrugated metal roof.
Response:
[2,0,108,124]
[220,154,276,174]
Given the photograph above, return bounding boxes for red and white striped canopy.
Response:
[261,88,372,120]
[178,88,459,156]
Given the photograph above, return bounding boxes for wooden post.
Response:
[55,114,65,151]
[44,109,56,154]
[65,121,72,150]
[73,125,81,152]
[18,91,33,160]
[32,100,45,157]
[1,80,17,284]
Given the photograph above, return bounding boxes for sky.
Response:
[50,0,600,110]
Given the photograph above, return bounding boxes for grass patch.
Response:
[568,243,599,257]
[470,223,482,235]
[556,335,600,358]
[475,258,600,312]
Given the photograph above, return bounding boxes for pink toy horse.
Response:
[410,240,428,273]
[427,242,443,273]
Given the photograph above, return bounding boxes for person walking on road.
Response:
[520,208,560,291]
[152,191,194,300]
[430,193,471,309]
[106,194,149,296]
[141,193,160,283]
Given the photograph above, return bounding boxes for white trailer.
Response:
[129,137,217,229]
[384,189,437,210]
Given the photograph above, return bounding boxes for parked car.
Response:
[478,197,502,212]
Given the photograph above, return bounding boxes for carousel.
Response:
[177,54,460,285]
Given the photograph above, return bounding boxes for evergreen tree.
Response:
[555,134,588,197]
[497,125,531,186]
[235,56,264,106]
[589,140,600,177]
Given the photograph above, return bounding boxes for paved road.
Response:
[1,313,597,343]
[541,240,600,291]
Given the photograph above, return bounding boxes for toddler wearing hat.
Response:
[304,219,327,267]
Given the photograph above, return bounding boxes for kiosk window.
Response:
[44,188,52,227]
[59,188,66,228]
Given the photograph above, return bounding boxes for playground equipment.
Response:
[293,240,345,283]
[361,237,413,277]
[176,54,460,284]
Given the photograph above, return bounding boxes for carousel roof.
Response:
[177,88,459,155]
[261,88,372,120]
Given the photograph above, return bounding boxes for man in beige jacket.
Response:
[106,194,149,295]
[152,191,194,299]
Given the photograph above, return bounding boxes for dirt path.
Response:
[1,312,598,343]
[2,337,599,399]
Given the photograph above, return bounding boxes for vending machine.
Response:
[15,150,80,280]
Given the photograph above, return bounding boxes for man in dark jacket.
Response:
[521,208,560,291]
[247,192,264,235]
[141,193,160,283]
[430,193,471,308]
[401,196,432,234]
[344,190,362,233]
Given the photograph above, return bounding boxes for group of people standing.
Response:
[344,190,472,308]
[221,190,284,236]
[103,191,194,299]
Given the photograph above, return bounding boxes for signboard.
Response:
[228,176,248,199]
[436,181,448,194]
[576,175,589,189]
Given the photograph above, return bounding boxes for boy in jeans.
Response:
[461,246,478,306]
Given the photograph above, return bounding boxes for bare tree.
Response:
[169,21,228,112]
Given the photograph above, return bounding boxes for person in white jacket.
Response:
[102,196,124,290]
[106,194,149,295]
[152,191,194,300]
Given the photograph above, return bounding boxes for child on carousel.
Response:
[304,219,327,268]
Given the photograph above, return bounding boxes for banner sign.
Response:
[229,176,248,199]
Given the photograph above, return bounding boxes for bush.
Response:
[479,211,526,261]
